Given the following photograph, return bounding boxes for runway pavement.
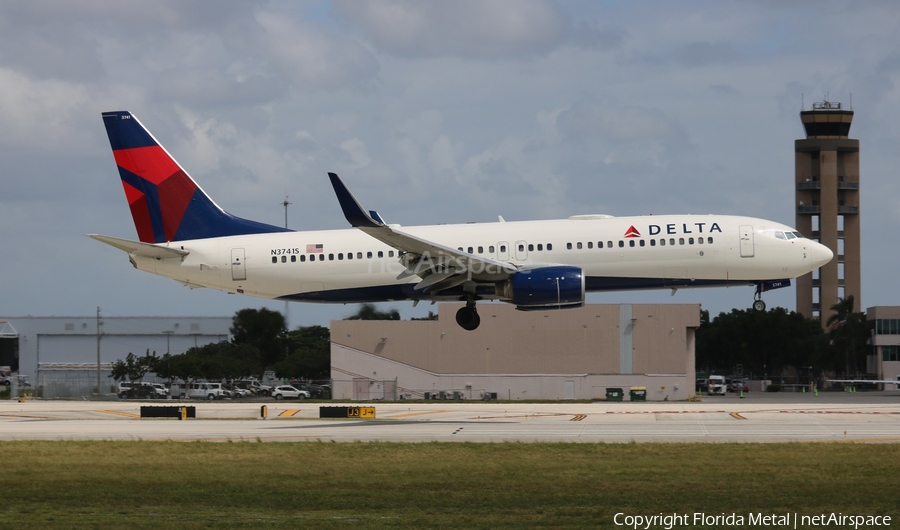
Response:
[1,391,899,443]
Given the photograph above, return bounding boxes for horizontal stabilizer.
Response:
[88,234,189,259]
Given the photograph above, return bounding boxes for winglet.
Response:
[328,173,385,228]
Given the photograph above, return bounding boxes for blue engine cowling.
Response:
[496,266,585,310]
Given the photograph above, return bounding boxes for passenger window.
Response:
[291,255,296,262]
[567,243,572,250]
[650,240,656,247]
[598,241,603,249]
[378,251,384,258]
[338,253,343,260]
[537,244,543,251]
[467,247,473,254]
[688,237,694,244]
[271,257,277,264]
[660,239,665,246]
[679,238,685,245]
[577,242,582,249]
[389,251,394,257]
[639,240,645,247]
[301,255,306,262]
[587,242,593,249]
[547,243,552,251]
[607,241,612,248]
[618,241,624,248]
[329,254,334,260]
[458,247,463,251]
[707,237,713,244]
[489,246,495,253]
[319,254,324,261]
[629,240,635,247]
[367,252,372,258]
[500,245,507,252]
[357,252,363,259]
[528,244,534,251]
[478,246,483,253]
[347,252,352,260]
[669,238,675,245]
[697,238,703,245]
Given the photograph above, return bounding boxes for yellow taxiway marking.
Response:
[278,410,300,417]
[389,410,453,418]
[730,412,747,420]
[571,414,587,422]
[98,410,141,419]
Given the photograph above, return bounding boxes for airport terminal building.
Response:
[330,303,700,401]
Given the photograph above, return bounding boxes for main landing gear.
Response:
[456,298,481,331]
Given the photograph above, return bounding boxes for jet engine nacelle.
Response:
[496,266,585,310]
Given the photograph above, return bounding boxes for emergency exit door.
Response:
[231,248,247,281]
[739,226,754,258]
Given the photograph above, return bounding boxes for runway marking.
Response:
[780,410,900,414]
[278,410,300,417]
[730,412,747,420]
[571,414,587,421]
[98,410,141,419]
[389,410,452,418]
[605,410,726,414]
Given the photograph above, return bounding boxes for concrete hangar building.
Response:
[331,303,700,401]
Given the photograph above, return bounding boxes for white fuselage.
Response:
[129,213,832,304]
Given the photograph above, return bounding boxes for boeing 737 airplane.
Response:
[91,111,833,330]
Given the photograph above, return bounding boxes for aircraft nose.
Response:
[809,241,834,267]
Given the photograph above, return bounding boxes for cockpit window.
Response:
[785,232,796,240]
[774,231,786,240]
[792,231,804,239]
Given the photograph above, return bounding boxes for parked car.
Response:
[271,385,310,400]
[117,381,168,398]
[118,385,158,400]
[728,379,749,393]
[224,384,251,398]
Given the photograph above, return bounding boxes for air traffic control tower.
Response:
[795,100,860,323]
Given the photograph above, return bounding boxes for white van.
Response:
[176,382,227,400]
[707,375,727,395]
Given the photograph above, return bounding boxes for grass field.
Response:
[2,441,898,528]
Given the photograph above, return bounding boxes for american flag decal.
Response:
[306,243,323,253]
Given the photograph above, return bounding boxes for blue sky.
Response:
[1,0,898,327]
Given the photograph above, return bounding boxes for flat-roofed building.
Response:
[867,306,900,386]
[331,303,700,401]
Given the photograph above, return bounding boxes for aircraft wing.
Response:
[328,173,518,291]
[89,234,190,259]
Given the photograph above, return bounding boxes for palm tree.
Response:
[826,296,868,377]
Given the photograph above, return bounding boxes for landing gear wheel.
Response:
[456,306,481,331]
[752,299,766,312]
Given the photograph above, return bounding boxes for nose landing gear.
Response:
[752,283,767,312]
